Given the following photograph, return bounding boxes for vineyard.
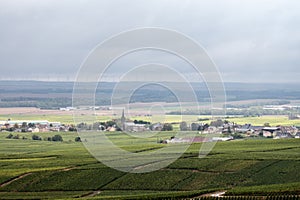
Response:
[0,131,299,199]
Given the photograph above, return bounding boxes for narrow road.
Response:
[81,190,101,197]
[199,190,227,197]
[0,173,32,188]
[210,191,226,197]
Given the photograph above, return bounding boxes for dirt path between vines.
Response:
[199,190,227,197]
[0,173,32,188]
[80,190,101,197]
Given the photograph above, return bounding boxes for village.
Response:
[1,112,300,142]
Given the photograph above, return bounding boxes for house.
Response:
[273,131,293,139]
[262,127,281,138]
[150,123,163,131]
[249,125,264,136]
[202,126,220,134]
[49,122,62,131]
[235,124,263,135]
[282,126,298,136]
[124,122,147,132]
[28,127,40,133]
[107,126,116,132]
[165,137,190,144]
[236,124,252,133]
[263,131,273,138]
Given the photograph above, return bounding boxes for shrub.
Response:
[12,134,20,139]
[32,134,42,141]
[44,137,52,141]
[75,136,81,142]
[52,134,63,142]
[68,127,77,132]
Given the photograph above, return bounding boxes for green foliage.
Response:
[232,133,244,139]
[162,123,173,131]
[44,136,52,141]
[133,119,150,124]
[4,168,124,192]
[227,182,300,196]
[12,134,20,139]
[5,133,21,139]
[68,127,77,132]
[180,121,188,131]
[32,134,42,141]
[6,133,13,139]
[74,136,81,142]
[51,134,63,142]
[103,170,193,190]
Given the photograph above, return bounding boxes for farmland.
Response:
[2,110,300,126]
[0,130,299,199]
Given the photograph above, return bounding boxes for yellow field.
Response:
[227,115,300,126]
[1,112,300,127]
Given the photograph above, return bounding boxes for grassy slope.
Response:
[0,132,299,199]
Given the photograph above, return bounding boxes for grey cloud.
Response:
[0,0,299,82]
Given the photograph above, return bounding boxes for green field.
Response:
[0,130,299,199]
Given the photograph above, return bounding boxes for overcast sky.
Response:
[0,0,299,83]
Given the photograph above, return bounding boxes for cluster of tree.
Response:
[6,133,27,140]
[210,119,224,127]
[133,120,150,124]
[148,123,173,131]
[32,134,63,142]
[68,125,77,132]
[78,120,173,131]
[198,118,210,121]
[77,121,123,131]
[6,133,84,143]
[179,121,210,131]
[0,97,72,109]
[191,123,209,131]
[161,123,173,131]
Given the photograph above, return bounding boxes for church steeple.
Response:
[121,109,125,123]
[121,109,125,130]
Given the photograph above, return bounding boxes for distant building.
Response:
[262,127,281,138]
[0,120,62,133]
[124,122,148,132]
[150,123,163,131]
[120,110,147,132]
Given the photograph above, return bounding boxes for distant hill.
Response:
[0,80,300,108]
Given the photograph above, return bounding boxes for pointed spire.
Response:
[121,109,126,131]
[122,109,125,119]
[121,109,125,123]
